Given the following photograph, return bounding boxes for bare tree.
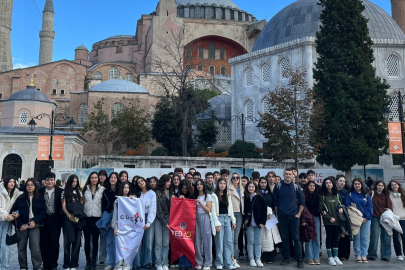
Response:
[259,66,315,168]
[146,26,213,156]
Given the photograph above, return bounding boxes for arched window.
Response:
[262,97,270,114]
[19,112,28,124]
[387,54,400,77]
[221,66,226,75]
[186,50,192,60]
[209,66,215,75]
[245,67,253,87]
[198,47,204,59]
[2,154,22,179]
[93,72,102,80]
[111,103,125,119]
[109,67,119,80]
[280,58,290,79]
[78,104,88,125]
[208,43,215,59]
[220,48,225,60]
[197,65,203,71]
[124,73,133,81]
[262,63,271,83]
[245,99,254,122]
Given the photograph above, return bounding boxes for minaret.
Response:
[0,0,13,72]
[392,0,405,34]
[38,0,55,65]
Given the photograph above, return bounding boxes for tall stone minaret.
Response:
[392,0,405,34]
[38,0,55,65]
[0,0,13,72]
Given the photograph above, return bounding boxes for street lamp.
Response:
[29,110,76,170]
[221,113,262,176]
[384,90,405,175]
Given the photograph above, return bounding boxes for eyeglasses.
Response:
[232,177,240,180]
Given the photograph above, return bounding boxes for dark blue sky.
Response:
[11,0,392,68]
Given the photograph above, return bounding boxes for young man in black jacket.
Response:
[39,172,63,270]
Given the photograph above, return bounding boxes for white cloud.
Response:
[13,63,35,69]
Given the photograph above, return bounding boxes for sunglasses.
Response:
[232,177,240,180]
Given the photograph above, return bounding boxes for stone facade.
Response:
[0,0,13,72]
[39,0,55,65]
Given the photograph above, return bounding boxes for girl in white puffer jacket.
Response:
[0,176,23,270]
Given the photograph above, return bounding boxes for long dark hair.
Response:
[104,172,121,191]
[192,179,207,200]
[373,180,389,197]
[21,179,39,200]
[259,177,271,194]
[64,174,82,203]
[349,178,368,196]
[388,180,405,208]
[321,177,338,195]
[158,174,171,191]
[244,181,261,198]
[215,178,229,206]
[119,182,133,197]
[304,180,319,200]
[179,180,192,198]
[3,176,16,198]
[82,171,99,193]
[133,177,150,198]
[118,170,129,181]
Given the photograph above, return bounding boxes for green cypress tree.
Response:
[311,0,389,172]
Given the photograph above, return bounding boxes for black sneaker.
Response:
[280,259,290,265]
[367,257,376,261]
[382,258,390,262]
[297,260,304,268]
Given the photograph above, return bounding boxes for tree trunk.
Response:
[181,111,188,156]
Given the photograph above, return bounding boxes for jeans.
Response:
[106,227,115,267]
[134,218,155,268]
[368,217,391,259]
[353,219,371,257]
[0,221,10,269]
[179,255,192,267]
[278,215,302,260]
[232,212,242,258]
[393,220,405,256]
[214,215,233,268]
[63,228,82,269]
[155,219,170,267]
[98,234,107,263]
[305,216,320,260]
[246,226,263,261]
[84,217,100,263]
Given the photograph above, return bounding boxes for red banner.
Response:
[169,198,196,266]
[389,122,403,154]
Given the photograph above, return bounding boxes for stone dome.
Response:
[8,86,52,103]
[89,79,148,93]
[253,0,405,51]
[208,93,231,120]
[176,0,239,9]
[75,45,88,51]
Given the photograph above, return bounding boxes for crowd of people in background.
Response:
[0,167,404,270]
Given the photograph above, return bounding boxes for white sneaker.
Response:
[232,259,240,269]
[123,262,131,270]
[196,266,202,270]
[249,259,257,267]
[216,266,223,270]
[334,257,342,266]
[203,267,211,270]
[113,267,122,270]
[170,266,176,269]
[256,260,264,267]
[163,266,169,270]
[71,268,76,270]
[157,266,163,270]
[328,257,337,266]
[399,256,404,261]
[226,266,235,270]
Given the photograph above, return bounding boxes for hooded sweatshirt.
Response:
[273,180,305,216]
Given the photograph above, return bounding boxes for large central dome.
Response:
[253,0,405,51]
[176,0,239,9]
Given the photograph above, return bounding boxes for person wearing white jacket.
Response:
[211,178,236,270]
[388,180,405,261]
[0,176,23,270]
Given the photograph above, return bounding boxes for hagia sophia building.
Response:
[1,0,405,178]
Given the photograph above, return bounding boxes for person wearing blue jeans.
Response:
[272,169,305,268]
[367,181,392,261]
[211,178,236,270]
[303,180,320,265]
[345,178,373,263]
[0,220,10,269]
[305,217,320,263]
[229,172,244,268]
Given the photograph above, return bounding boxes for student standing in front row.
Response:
[388,180,405,261]
[273,168,305,269]
[11,179,47,270]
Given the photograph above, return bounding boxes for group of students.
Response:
[1,168,405,270]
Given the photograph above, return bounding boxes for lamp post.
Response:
[221,113,262,176]
[384,90,405,176]
[28,110,76,171]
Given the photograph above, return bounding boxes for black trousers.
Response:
[40,214,62,269]
[84,217,100,262]
[338,234,351,260]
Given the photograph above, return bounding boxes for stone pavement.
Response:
[7,232,405,270]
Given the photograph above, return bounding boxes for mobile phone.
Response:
[13,211,18,214]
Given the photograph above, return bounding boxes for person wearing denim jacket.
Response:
[345,178,373,263]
